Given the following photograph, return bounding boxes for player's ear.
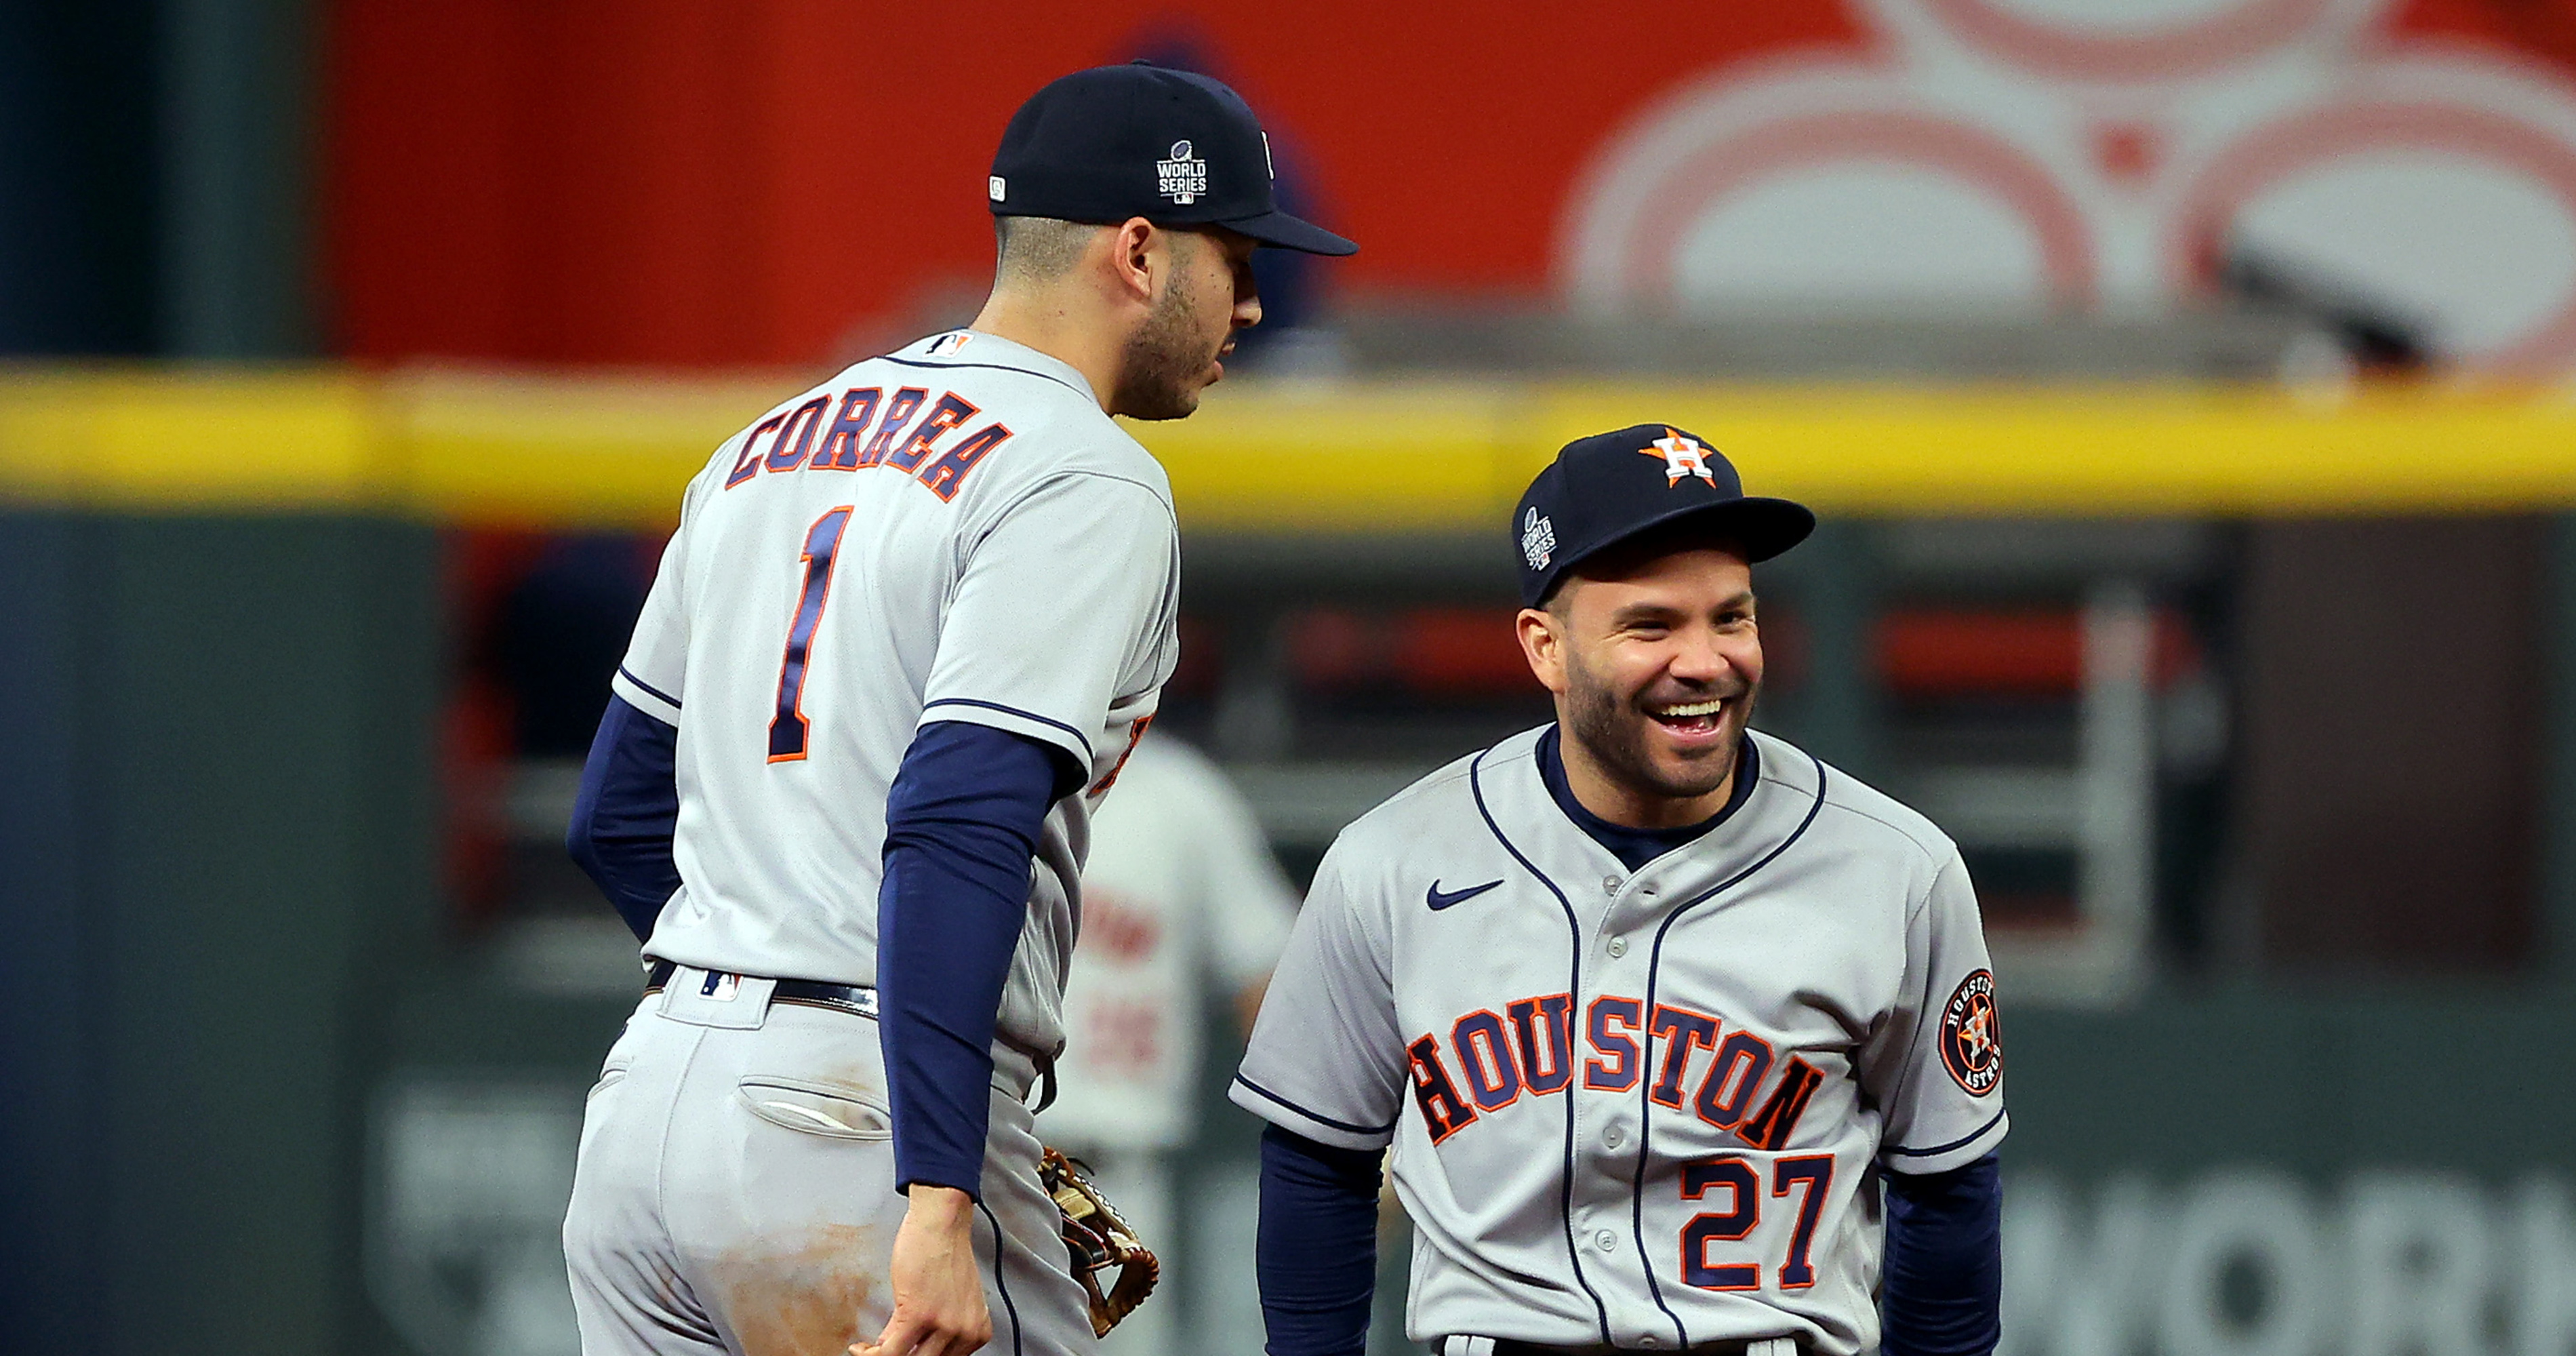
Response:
[1105,217,1158,306]
[1516,607,1569,695]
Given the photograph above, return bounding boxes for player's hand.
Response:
[851,1184,991,1356]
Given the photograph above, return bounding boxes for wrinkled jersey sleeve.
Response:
[1230,845,1407,1152]
[1862,850,2010,1175]
[609,520,689,726]
[919,471,1178,770]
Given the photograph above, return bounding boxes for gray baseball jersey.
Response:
[1231,726,2007,1356]
[565,330,1177,1356]
[611,329,1181,1056]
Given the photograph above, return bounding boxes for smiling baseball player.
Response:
[559,62,1354,1356]
[1232,426,2005,1356]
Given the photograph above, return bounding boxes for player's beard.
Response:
[1563,643,1758,805]
[1112,264,1215,422]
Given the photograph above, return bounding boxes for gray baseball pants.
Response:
[562,965,1097,1356]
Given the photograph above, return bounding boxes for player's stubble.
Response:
[1112,231,1248,422]
[1112,258,1206,420]
[1561,635,1760,806]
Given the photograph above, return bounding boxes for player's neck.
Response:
[1556,727,1738,831]
[967,292,1122,414]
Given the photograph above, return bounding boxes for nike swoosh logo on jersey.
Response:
[1426,879,1504,911]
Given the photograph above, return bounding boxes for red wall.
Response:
[325,1,1861,365]
[325,0,2574,367]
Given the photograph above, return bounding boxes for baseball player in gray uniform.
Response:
[559,62,1353,1356]
[1232,426,2005,1356]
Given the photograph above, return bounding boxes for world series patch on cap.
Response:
[989,62,1356,256]
[1512,423,1815,607]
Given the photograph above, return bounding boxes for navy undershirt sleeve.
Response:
[1257,1124,1382,1356]
[1881,1151,2003,1356]
[567,694,683,944]
[877,719,1074,1198]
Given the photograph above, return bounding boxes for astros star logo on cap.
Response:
[1640,426,1716,487]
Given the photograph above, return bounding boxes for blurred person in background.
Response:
[1040,732,1300,1356]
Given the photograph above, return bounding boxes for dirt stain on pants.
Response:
[707,1224,884,1356]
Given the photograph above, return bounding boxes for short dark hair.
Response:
[992,216,1102,283]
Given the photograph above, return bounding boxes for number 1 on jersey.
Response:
[769,506,853,762]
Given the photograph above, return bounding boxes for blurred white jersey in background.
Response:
[1040,734,1300,1356]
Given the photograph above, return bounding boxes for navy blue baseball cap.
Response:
[988,62,1357,256]
[1514,424,1815,607]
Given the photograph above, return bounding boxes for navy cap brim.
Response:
[1218,208,1357,256]
[1597,497,1824,567]
[1649,496,1816,563]
[1531,496,1816,606]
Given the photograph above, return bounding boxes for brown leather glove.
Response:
[1040,1147,1161,1337]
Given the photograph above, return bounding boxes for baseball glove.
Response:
[1041,1147,1160,1336]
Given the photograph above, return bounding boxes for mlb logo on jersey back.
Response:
[1157,140,1207,204]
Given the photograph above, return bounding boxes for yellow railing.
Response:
[7,365,2576,528]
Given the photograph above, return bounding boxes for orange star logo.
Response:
[1639,427,1716,487]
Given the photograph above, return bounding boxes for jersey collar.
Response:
[1474,725,1821,903]
[897,330,1099,405]
[1534,724,1763,872]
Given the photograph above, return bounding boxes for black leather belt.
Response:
[643,958,879,1019]
[643,958,1056,1110]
